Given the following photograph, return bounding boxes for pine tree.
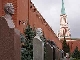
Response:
[21,25,35,60]
[67,43,70,53]
[20,33,26,44]
[62,36,70,56]
[62,36,67,52]
[72,46,80,59]
[21,48,27,60]
[20,33,27,60]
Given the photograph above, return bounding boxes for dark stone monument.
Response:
[33,38,44,60]
[55,47,58,60]
[55,47,61,60]
[0,3,21,60]
[33,28,44,60]
[46,42,55,60]
[46,43,53,60]
[59,50,64,60]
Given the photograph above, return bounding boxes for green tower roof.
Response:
[61,0,66,15]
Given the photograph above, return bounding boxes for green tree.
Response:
[72,46,80,59]
[21,48,27,60]
[67,43,70,53]
[20,33,27,60]
[21,25,35,60]
[20,33,26,44]
[62,36,70,56]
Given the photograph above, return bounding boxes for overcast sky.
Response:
[31,0,80,38]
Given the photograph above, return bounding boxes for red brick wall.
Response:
[0,0,2,16]
[68,40,80,53]
[17,0,29,33]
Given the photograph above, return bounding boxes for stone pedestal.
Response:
[0,17,21,60]
[33,38,44,60]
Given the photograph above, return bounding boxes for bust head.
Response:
[4,3,14,15]
[36,28,43,37]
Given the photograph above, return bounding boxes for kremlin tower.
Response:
[57,0,80,53]
[58,0,71,40]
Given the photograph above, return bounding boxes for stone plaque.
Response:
[46,42,55,60]
[0,17,21,60]
[33,38,44,60]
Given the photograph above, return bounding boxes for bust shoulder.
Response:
[0,16,15,28]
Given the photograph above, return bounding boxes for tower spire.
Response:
[57,0,71,40]
[61,0,66,15]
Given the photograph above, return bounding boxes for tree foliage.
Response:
[21,25,35,60]
[62,36,70,56]
[72,46,80,59]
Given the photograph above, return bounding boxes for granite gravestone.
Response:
[46,41,55,60]
[33,28,44,60]
[55,47,58,60]
[62,50,64,58]
[46,42,53,60]
[59,50,64,60]
[55,47,61,60]
[0,3,21,60]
